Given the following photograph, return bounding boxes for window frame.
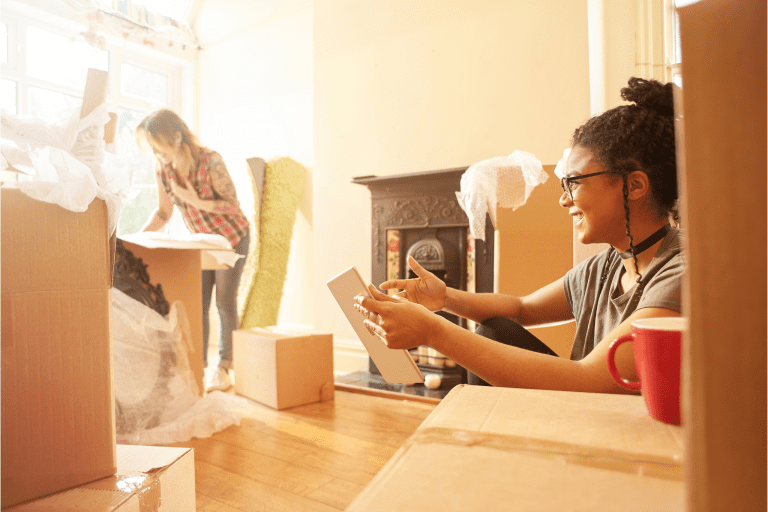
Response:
[1,0,195,236]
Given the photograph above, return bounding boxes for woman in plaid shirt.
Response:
[136,109,249,393]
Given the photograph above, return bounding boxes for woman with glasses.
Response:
[354,77,683,392]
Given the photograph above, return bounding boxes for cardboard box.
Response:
[6,445,195,511]
[494,165,577,358]
[119,233,236,395]
[1,188,116,508]
[233,327,334,409]
[347,385,684,511]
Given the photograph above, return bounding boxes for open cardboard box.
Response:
[347,385,684,511]
[119,233,235,395]
[6,445,195,511]
[1,68,119,507]
[1,189,117,507]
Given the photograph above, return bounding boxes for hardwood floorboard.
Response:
[167,389,437,511]
[211,419,386,485]
[303,478,367,510]
[195,494,244,512]
[182,435,336,496]
[193,459,339,512]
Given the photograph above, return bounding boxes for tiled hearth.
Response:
[335,371,451,400]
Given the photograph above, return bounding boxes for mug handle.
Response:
[607,333,642,391]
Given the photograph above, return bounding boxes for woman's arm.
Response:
[444,278,574,326]
[358,286,679,393]
[382,256,573,327]
[142,172,174,231]
[170,154,241,216]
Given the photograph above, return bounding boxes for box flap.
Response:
[119,232,234,251]
[239,327,312,341]
[347,385,685,512]
[422,385,683,462]
[348,442,683,512]
[115,445,191,473]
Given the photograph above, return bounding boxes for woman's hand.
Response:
[354,284,442,350]
[170,179,200,207]
[379,256,447,312]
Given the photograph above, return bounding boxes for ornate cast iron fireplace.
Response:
[352,168,495,395]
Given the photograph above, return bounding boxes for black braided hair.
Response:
[571,77,679,279]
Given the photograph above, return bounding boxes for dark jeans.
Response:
[202,231,250,370]
[467,317,557,386]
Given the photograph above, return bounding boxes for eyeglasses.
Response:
[560,171,612,201]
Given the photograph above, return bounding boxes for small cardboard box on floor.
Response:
[346,385,684,512]
[6,445,195,511]
[1,189,116,507]
[233,326,334,409]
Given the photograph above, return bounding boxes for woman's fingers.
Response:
[379,279,408,291]
[363,318,388,344]
[407,255,432,279]
[355,294,384,315]
[367,283,399,302]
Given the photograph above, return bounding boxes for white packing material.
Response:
[1,140,35,174]
[112,288,247,446]
[554,148,571,179]
[456,150,549,241]
[1,104,122,236]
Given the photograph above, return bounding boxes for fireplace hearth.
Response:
[351,168,494,396]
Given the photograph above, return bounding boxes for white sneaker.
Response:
[205,367,232,393]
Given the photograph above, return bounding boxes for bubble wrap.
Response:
[456,150,548,241]
[112,288,246,445]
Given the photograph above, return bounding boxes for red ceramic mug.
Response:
[607,317,686,426]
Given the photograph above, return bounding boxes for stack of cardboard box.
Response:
[1,189,117,507]
[1,69,196,510]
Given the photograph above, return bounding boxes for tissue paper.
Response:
[0,69,122,236]
[456,150,548,241]
[554,148,571,179]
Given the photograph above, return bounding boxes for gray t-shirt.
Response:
[564,228,685,361]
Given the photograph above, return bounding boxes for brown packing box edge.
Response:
[1,189,116,508]
[346,385,685,512]
[233,327,334,410]
[6,445,195,511]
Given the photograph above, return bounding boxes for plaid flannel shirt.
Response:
[158,148,249,248]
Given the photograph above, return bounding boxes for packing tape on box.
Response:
[78,471,161,512]
[406,427,684,482]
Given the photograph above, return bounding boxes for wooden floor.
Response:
[168,388,437,512]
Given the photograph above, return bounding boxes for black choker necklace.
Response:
[618,224,672,260]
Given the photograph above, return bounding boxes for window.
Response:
[667,1,683,87]
[1,5,192,237]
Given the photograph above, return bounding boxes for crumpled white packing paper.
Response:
[1,104,121,236]
[554,148,571,179]
[456,150,549,241]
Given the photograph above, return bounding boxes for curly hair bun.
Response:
[621,77,675,117]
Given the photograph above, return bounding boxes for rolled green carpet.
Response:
[238,156,306,328]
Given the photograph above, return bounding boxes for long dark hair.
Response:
[571,77,679,277]
[135,109,202,179]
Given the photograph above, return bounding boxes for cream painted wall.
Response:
[192,0,315,328]
[314,0,591,369]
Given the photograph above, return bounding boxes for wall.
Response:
[192,0,315,328]
[314,0,591,370]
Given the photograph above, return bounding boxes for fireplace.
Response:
[349,168,494,395]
